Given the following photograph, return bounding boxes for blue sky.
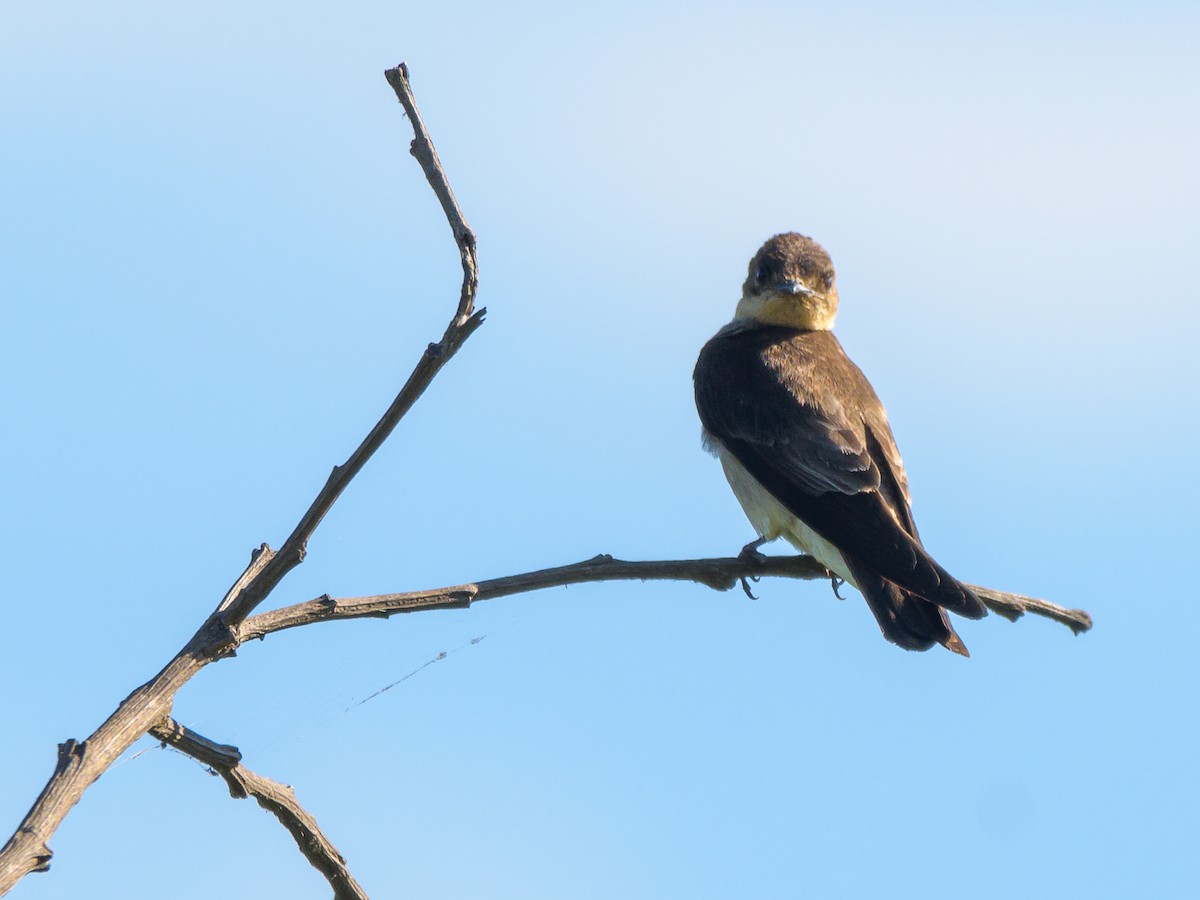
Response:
[2,2,1198,897]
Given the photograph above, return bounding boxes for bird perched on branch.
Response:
[694,233,987,655]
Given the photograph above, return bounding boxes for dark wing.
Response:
[694,323,985,620]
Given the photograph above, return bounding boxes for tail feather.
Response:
[923,557,988,621]
[846,559,971,657]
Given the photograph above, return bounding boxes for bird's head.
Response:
[736,232,839,330]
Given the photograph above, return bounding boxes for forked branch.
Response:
[0,62,480,896]
[219,63,483,626]
[0,61,1094,900]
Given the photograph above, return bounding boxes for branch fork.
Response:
[0,61,480,898]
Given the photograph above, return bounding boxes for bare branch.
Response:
[150,718,368,900]
[384,62,478,326]
[0,62,477,895]
[217,65,484,628]
[238,553,1093,640]
[0,626,216,894]
[968,583,1093,633]
[217,543,276,615]
[0,61,1094,899]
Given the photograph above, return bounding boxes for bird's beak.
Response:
[778,278,815,297]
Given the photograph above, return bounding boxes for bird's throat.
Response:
[735,292,838,330]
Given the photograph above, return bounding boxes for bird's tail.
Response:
[847,562,971,657]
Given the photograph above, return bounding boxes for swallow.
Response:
[694,232,987,655]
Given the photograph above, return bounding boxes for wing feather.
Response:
[695,322,985,619]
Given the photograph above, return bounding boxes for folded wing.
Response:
[694,323,986,624]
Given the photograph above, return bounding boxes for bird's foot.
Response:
[738,536,769,564]
[739,537,769,598]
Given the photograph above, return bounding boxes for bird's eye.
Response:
[755,265,767,283]
[824,274,834,290]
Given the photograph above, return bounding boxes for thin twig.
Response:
[238,553,1093,640]
[0,62,478,895]
[150,718,368,900]
[384,62,478,327]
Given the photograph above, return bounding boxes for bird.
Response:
[693,232,987,655]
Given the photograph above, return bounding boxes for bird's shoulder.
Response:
[695,320,875,422]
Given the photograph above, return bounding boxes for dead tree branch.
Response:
[149,718,368,900]
[0,62,479,896]
[967,583,1091,633]
[0,62,1094,899]
[219,62,483,627]
[237,553,1092,641]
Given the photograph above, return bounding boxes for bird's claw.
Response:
[740,576,760,600]
[829,574,847,601]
